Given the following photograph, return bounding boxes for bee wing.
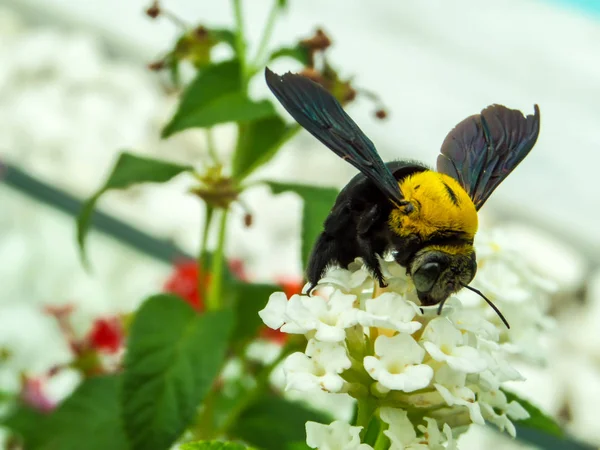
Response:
[265,68,404,206]
[437,104,540,210]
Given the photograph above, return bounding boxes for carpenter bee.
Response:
[265,68,540,328]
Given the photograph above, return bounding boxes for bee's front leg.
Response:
[357,204,388,288]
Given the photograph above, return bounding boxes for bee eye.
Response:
[413,262,441,292]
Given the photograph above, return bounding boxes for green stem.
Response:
[250,0,280,70]
[356,398,377,431]
[206,209,229,310]
[373,420,388,450]
[192,388,219,439]
[205,129,219,164]
[161,9,189,30]
[232,0,248,87]
[199,203,214,300]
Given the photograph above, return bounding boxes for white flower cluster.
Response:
[464,229,556,362]
[259,230,548,449]
[304,410,458,450]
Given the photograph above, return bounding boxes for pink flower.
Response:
[228,258,249,281]
[20,375,55,413]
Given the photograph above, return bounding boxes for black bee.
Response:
[265,68,540,327]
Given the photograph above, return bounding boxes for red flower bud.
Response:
[163,260,206,311]
[87,318,123,354]
[260,326,288,345]
[279,277,304,299]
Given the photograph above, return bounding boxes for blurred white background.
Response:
[1,0,600,448]
[7,0,600,257]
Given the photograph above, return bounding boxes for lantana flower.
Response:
[421,318,487,373]
[380,408,456,450]
[259,274,305,345]
[306,421,373,450]
[285,339,351,392]
[258,227,552,449]
[260,290,358,342]
[19,375,56,413]
[357,293,422,334]
[464,230,556,361]
[364,334,433,393]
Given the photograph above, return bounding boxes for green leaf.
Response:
[267,182,338,267]
[162,60,276,137]
[210,28,236,49]
[41,376,127,450]
[2,404,48,449]
[499,391,596,449]
[230,394,331,450]
[122,295,234,450]
[167,60,238,121]
[26,375,127,450]
[76,152,192,265]
[181,441,255,450]
[287,443,311,450]
[233,116,295,179]
[269,45,311,66]
[503,389,563,438]
[277,0,288,8]
[169,93,275,135]
[232,281,280,347]
[166,52,182,88]
[513,429,594,450]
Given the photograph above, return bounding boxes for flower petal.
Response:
[435,383,484,425]
[357,293,422,334]
[374,334,426,365]
[314,323,348,342]
[380,408,417,446]
[306,420,372,450]
[379,364,434,392]
[447,346,488,373]
[422,317,463,348]
[306,339,352,373]
[258,292,288,329]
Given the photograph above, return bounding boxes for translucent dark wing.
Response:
[437,104,540,210]
[265,68,404,206]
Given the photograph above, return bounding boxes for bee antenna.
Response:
[461,283,510,329]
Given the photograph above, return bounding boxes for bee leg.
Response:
[357,204,387,288]
[358,237,387,287]
[306,232,338,293]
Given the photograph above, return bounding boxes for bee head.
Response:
[407,246,477,306]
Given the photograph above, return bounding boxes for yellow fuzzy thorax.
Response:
[388,171,478,239]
